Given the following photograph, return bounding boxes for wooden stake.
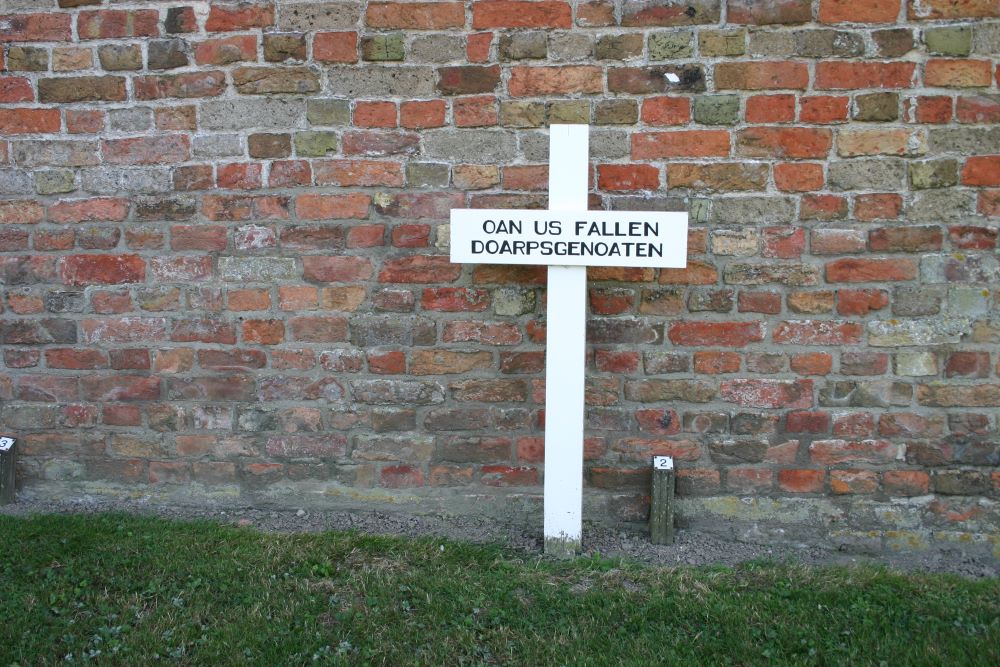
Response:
[650,456,675,545]
[0,437,16,505]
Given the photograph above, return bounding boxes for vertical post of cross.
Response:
[543,124,589,557]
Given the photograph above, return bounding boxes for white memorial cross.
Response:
[449,125,688,556]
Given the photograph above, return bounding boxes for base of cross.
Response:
[544,534,580,559]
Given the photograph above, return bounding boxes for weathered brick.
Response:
[715,61,808,90]
[472,2,572,29]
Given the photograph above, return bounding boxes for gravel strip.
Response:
[2,497,996,578]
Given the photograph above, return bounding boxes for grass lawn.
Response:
[0,514,997,666]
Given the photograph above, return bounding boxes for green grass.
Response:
[1,514,997,666]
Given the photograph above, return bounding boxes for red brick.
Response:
[774,162,823,192]
[746,94,795,123]
[0,108,61,134]
[774,320,863,345]
[242,319,284,344]
[341,131,420,157]
[925,59,992,88]
[45,348,108,370]
[49,198,129,224]
[869,225,943,252]
[194,35,257,65]
[60,254,145,286]
[421,288,489,312]
[481,465,539,487]
[737,127,832,159]
[500,165,546,191]
[882,470,929,496]
[472,1,572,29]
[720,378,813,409]
[0,200,45,225]
[467,33,492,62]
[809,439,896,465]
[830,470,877,494]
[727,468,773,492]
[295,193,371,220]
[589,289,633,315]
[400,100,446,129]
[799,95,850,123]
[442,321,522,345]
[837,288,889,316]
[314,159,404,187]
[816,62,916,89]
[437,65,500,95]
[597,164,660,191]
[390,224,430,248]
[109,349,150,371]
[715,61,809,90]
[912,95,953,123]
[820,0,900,23]
[1,12,72,41]
[854,193,903,221]
[65,110,104,134]
[729,0,812,24]
[170,318,236,344]
[134,72,227,100]
[980,190,1000,216]
[508,66,602,96]
[907,0,999,19]
[173,165,213,191]
[826,258,917,282]
[791,352,833,376]
[313,32,358,63]
[962,156,1000,187]
[217,163,262,189]
[778,469,824,493]
[632,131,730,159]
[658,260,718,285]
[227,288,270,312]
[956,95,1000,124]
[302,256,373,282]
[802,194,848,220]
[786,411,831,434]
[205,3,275,32]
[379,255,461,283]
[738,290,782,314]
[77,9,159,39]
[694,351,741,374]
[348,225,387,248]
[640,97,691,125]
[354,101,397,128]
[948,225,997,250]
[944,351,992,378]
[668,321,765,347]
[269,160,312,188]
[832,412,876,437]
[81,375,160,401]
[103,135,190,165]
[454,95,498,127]
[367,2,465,29]
[0,77,33,103]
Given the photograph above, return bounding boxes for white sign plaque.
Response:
[449,125,688,556]
[450,209,688,268]
[653,456,674,471]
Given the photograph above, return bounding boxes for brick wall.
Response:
[1,0,998,552]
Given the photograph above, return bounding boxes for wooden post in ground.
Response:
[0,437,16,505]
[650,456,675,545]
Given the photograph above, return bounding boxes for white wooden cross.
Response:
[450,125,688,556]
